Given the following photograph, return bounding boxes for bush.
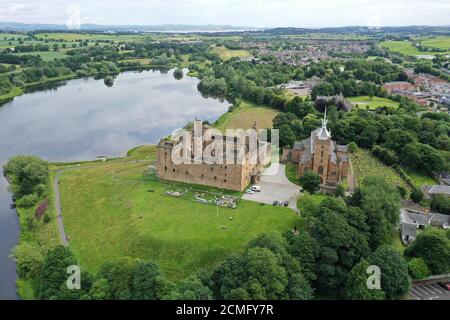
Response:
[43,214,51,224]
[299,171,321,194]
[16,193,39,208]
[335,184,346,198]
[408,258,430,280]
[431,195,450,215]
[410,188,424,204]
[348,142,358,153]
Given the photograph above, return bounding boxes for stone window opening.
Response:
[318,166,324,174]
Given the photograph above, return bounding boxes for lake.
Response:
[0,69,229,299]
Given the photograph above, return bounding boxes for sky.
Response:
[0,0,449,28]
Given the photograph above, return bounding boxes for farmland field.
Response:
[380,40,450,56]
[212,46,251,60]
[57,147,300,280]
[421,36,450,50]
[349,96,400,110]
[13,51,69,61]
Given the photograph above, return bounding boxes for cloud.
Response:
[0,0,448,27]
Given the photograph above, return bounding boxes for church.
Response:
[282,111,350,186]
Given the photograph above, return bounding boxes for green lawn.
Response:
[402,167,436,187]
[213,101,279,131]
[14,51,68,61]
[285,163,300,186]
[351,149,410,192]
[58,147,300,280]
[421,36,450,50]
[380,40,450,56]
[349,96,400,110]
[212,46,251,61]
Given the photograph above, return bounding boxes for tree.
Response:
[279,124,296,148]
[404,230,450,274]
[368,246,411,300]
[3,155,48,198]
[89,278,111,300]
[410,188,424,204]
[173,68,184,80]
[356,177,401,250]
[38,246,79,299]
[431,195,450,215]
[299,171,321,194]
[11,242,44,279]
[284,230,319,283]
[408,258,431,280]
[335,184,346,198]
[213,244,312,300]
[104,76,114,87]
[343,259,385,300]
[131,261,171,300]
[169,275,212,300]
[97,257,140,300]
[313,208,370,292]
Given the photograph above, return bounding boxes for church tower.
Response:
[312,109,332,183]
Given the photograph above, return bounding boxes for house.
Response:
[400,208,450,244]
[422,185,450,199]
[315,94,352,112]
[282,111,349,187]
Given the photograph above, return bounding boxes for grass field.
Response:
[349,96,400,110]
[14,51,68,61]
[402,167,436,187]
[57,146,300,280]
[351,148,410,192]
[213,101,279,131]
[35,33,148,42]
[212,46,251,60]
[420,36,450,50]
[285,163,300,186]
[380,40,450,56]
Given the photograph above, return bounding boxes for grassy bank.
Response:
[349,96,400,110]
[57,146,300,280]
[213,101,280,131]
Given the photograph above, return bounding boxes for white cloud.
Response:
[0,0,448,27]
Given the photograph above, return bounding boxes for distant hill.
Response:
[0,21,258,33]
[0,21,449,35]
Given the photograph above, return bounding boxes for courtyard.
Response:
[242,163,301,212]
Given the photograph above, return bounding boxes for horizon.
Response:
[1,0,449,29]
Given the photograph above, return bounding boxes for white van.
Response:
[250,185,261,192]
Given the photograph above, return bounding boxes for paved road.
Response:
[242,163,301,212]
[409,282,450,300]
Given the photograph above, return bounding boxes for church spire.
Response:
[322,107,328,129]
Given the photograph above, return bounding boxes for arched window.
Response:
[318,166,324,174]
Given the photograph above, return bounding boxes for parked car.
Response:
[273,201,278,206]
[283,201,289,207]
[246,189,254,194]
[438,282,450,291]
[251,185,261,192]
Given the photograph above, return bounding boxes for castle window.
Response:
[225,166,228,169]
[210,167,214,172]
[173,169,176,173]
[186,171,188,175]
[214,176,217,180]
[201,174,205,178]
[224,179,227,183]
[164,166,167,171]
[321,151,324,158]
[211,150,215,156]
[318,166,324,174]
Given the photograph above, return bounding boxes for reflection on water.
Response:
[0,69,228,299]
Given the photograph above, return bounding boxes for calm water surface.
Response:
[0,69,228,299]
